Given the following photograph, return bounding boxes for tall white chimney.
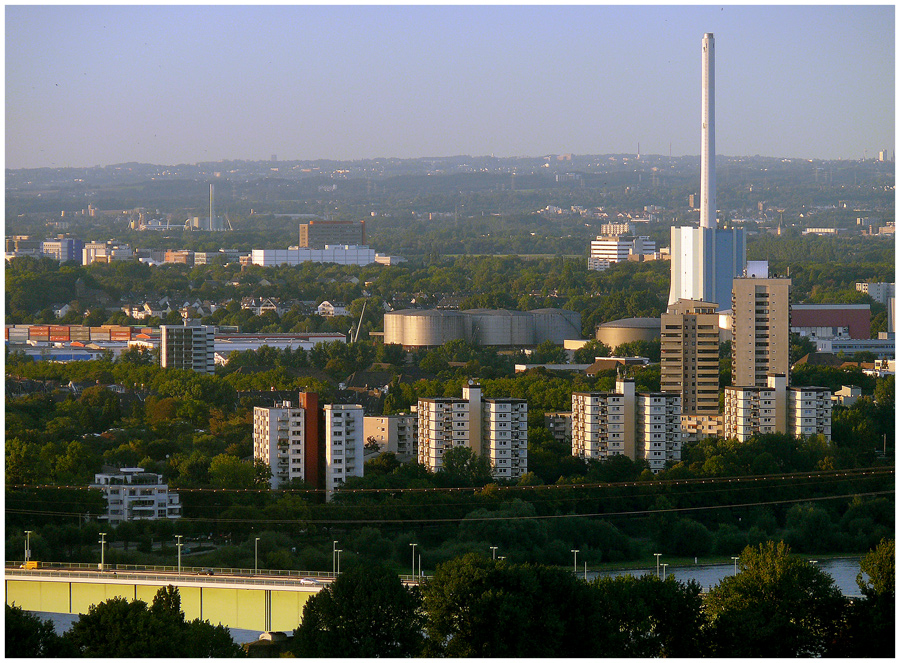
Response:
[209,183,215,230]
[700,32,716,230]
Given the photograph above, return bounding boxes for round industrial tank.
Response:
[384,309,465,348]
[463,309,534,347]
[530,308,582,344]
[595,317,661,348]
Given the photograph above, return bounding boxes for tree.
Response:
[421,553,598,657]
[6,603,74,657]
[435,445,495,487]
[64,586,242,657]
[292,561,424,657]
[703,541,845,657]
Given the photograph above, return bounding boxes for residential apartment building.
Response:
[253,402,307,488]
[544,411,572,444]
[661,299,720,416]
[323,404,365,496]
[571,377,682,473]
[91,468,182,524]
[417,383,528,480]
[724,374,831,441]
[364,411,418,461]
[160,323,215,374]
[731,262,791,388]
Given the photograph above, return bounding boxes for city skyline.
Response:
[6,5,895,170]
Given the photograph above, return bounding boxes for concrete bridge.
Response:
[5,564,343,633]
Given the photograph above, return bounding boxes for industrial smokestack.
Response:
[209,183,215,231]
[700,32,716,230]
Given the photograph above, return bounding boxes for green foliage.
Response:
[703,541,845,657]
[5,603,74,657]
[857,537,895,598]
[63,586,243,657]
[436,446,495,488]
[292,561,424,657]
[421,553,597,657]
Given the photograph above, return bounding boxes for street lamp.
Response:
[418,554,422,581]
[584,562,588,581]
[99,532,107,571]
[661,563,668,579]
[654,552,662,579]
[571,549,579,574]
[731,556,740,575]
[176,535,183,574]
[410,543,417,582]
[490,546,498,560]
[254,537,260,575]
[336,549,342,575]
[333,540,338,577]
[24,530,32,564]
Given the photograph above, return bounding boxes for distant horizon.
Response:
[7,6,893,170]
[7,150,894,172]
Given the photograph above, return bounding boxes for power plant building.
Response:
[668,32,746,310]
[595,317,661,349]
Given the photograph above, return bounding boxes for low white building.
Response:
[91,468,181,524]
[250,245,377,267]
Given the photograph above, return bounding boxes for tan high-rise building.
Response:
[661,299,720,416]
[731,263,791,388]
[299,220,366,249]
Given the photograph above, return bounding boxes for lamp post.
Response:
[99,532,107,571]
[418,554,422,581]
[24,530,32,564]
[571,549,579,574]
[254,537,260,575]
[176,535,183,574]
[584,562,588,581]
[731,556,739,575]
[661,563,668,579]
[654,552,662,579]
[410,543,417,582]
[336,549,342,575]
[333,540,338,577]
[490,546,498,560]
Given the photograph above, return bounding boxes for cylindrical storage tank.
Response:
[384,309,466,348]
[595,317,661,349]
[463,309,534,347]
[529,308,583,344]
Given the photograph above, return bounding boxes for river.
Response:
[588,556,864,596]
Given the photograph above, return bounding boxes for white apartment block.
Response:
[572,379,682,473]
[588,235,656,271]
[160,324,215,374]
[363,410,418,461]
[636,393,682,473]
[724,374,831,442]
[482,399,528,480]
[417,384,528,480]
[788,387,832,439]
[324,404,365,496]
[253,403,306,489]
[91,468,181,524]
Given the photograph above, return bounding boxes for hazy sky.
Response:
[5,4,895,169]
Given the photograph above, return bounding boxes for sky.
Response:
[5,4,895,169]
